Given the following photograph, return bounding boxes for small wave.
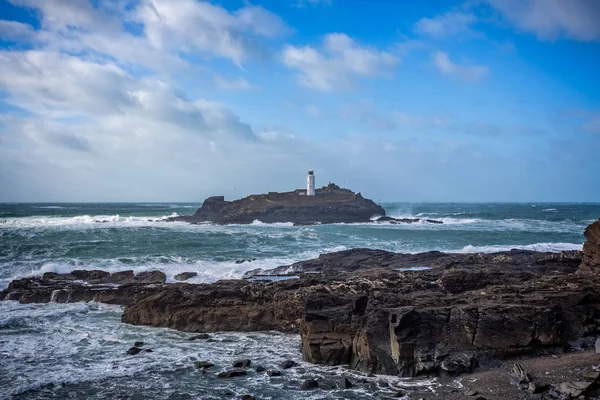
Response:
[250,220,294,227]
[31,206,68,209]
[543,208,557,212]
[458,242,582,254]
[0,214,180,229]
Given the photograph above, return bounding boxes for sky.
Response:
[0,0,599,202]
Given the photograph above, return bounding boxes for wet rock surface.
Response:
[579,218,600,274]
[2,219,599,387]
[174,272,198,281]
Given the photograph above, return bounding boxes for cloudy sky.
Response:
[0,0,598,202]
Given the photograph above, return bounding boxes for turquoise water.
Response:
[0,202,598,398]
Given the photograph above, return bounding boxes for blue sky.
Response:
[0,0,598,202]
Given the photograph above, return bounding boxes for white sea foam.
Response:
[458,242,582,253]
[0,214,181,230]
[0,301,434,399]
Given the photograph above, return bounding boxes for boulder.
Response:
[300,379,319,390]
[279,360,298,369]
[266,370,281,377]
[133,270,166,284]
[134,341,144,347]
[189,333,210,340]
[232,359,251,368]
[174,272,197,281]
[217,369,247,378]
[126,346,142,355]
[194,361,214,369]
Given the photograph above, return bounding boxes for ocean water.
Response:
[1,202,599,399]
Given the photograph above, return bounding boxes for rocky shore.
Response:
[167,183,441,225]
[2,218,600,399]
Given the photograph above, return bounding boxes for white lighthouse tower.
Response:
[307,170,315,196]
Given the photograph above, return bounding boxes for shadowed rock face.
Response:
[579,218,600,274]
[168,183,386,225]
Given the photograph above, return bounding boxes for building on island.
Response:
[307,170,315,196]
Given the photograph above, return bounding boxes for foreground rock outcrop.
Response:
[579,218,600,274]
[3,245,597,380]
[169,183,389,225]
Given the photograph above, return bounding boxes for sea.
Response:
[1,202,599,399]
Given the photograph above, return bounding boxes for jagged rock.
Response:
[279,360,298,369]
[266,370,281,376]
[194,361,214,369]
[579,218,600,274]
[338,376,353,389]
[509,364,531,388]
[134,341,144,347]
[189,334,210,340]
[300,379,319,390]
[217,369,247,378]
[174,272,197,281]
[232,359,251,368]
[126,346,142,355]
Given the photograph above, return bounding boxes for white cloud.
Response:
[0,20,36,40]
[414,12,477,37]
[214,76,259,90]
[136,0,288,64]
[486,0,600,41]
[432,51,489,82]
[282,33,399,90]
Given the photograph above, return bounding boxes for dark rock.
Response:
[241,396,255,400]
[133,270,166,284]
[134,341,144,347]
[338,376,353,389]
[266,370,281,377]
[279,360,298,369]
[300,379,319,390]
[217,369,247,378]
[254,365,265,372]
[126,346,142,355]
[168,184,386,225]
[189,334,210,340]
[509,364,531,388]
[579,218,600,274]
[317,381,334,390]
[527,382,551,394]
[232,359,251,368]
[174,272,197,281]
[194,361,214,369]
[144,349,153,352]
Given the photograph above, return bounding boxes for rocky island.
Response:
[3,218,600,399]
[168,171,441,225]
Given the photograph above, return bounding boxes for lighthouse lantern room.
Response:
[307,170,315,196]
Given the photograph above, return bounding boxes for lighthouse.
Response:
[307,170,315,196]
